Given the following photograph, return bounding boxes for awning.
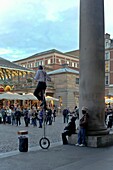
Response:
[23,93,37,100]
[0,92,25,100]
[45,96,59,101]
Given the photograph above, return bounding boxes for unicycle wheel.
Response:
[39,137,50,149]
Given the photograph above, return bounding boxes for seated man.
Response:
[62,116,76,145]
[107,114,113,129]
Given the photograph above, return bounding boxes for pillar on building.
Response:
[17,71,20,83]
[79,0,109,135]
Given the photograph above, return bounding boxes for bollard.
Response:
[17,130,28,152]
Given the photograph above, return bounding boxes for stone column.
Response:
[79,0,109,135]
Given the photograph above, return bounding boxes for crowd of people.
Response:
[0,104,57,128]
[1,102,112,147]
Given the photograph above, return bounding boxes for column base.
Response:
[68,132,113,147]
[87,132,113,147]
[87,128,109,136]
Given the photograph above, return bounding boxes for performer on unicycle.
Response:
[33,65,51,109]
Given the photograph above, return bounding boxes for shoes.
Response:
[75,143,79,146]
[79,144,85,147]
[75,143,85,147]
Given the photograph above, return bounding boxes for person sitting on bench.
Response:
[62,116,76,145]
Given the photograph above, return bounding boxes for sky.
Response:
[0,0,112,61]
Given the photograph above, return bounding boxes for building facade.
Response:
[13,49,80,110]
[104,33,113,96]
[13,49,79,71]
[13,33,113,108]
[48,66,79,110]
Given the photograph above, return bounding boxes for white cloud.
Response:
[0,48,13,55]
[0,47,28,60]
[0,0,113,61]
[0,0,79,22]
[41,0,79,21]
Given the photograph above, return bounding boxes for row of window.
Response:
[22,59,78,68]
[105,39,111,49]
[66,61,78,68]
[47,58,78,68]
[105,62,110,72]
[105,75,109,85]
[21,51,111,69]
[76,77,109,86]
[105,52,110,60]
[22,61,44,68]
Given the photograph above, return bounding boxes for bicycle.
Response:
[39,93,50,149]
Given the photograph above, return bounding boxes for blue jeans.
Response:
[78,128,86,145]
[39,119,43,128]
[32,118,37,126]
[63,116,69,123]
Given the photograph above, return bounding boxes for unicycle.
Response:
[39,93,50,149]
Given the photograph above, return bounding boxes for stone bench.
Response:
[68,134,78,145]
[68,133,113,147]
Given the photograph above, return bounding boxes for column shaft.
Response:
[79,0,108,135]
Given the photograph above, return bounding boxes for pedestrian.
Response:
[33,65,51,109]
[11,108,15,125]
[46,107,52,125]
[62,116,76,145]
[73,106,79,130]
[31,109,38,127]
[6,107,11,124]
[15,107,21,126]
[62,108,69,123]
[1,107,7,124]
[24,109,30,127]
[38,108,43,128]
[0,112,2,124]
[76,106,89,147]
[52,105,57,122]
[73,106,79,119]
[107,114,113,129]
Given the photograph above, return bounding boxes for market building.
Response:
[0,57,35,92]
[0,57,35,108]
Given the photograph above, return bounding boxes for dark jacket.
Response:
[64,117,76,135]
[63,109,68,117]
[80,113,89,128]
[15,110,21,118]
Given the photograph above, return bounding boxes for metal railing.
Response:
[13,81,54,90]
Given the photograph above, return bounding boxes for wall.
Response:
[51,73,79,112]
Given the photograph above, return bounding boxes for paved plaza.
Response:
[0,115,66,153]
[1,115,113,170]
[0,140,113,170]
